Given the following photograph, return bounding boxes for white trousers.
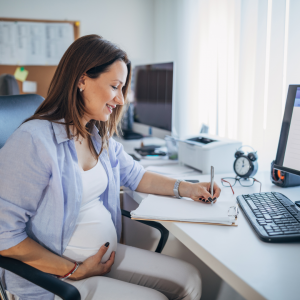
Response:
[55,243,202,300]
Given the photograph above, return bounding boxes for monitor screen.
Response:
[275,85,300,176]
[132,62,173,131]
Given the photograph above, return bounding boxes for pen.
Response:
[185,179,200,183]
[210,166,214,205]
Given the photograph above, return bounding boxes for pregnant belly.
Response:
[63,201,117,263]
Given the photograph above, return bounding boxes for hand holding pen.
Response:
[176,167,221,203]
[179,181,221,204]
[197,166,221,204]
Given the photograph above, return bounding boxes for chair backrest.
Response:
[0,74,20,96]
[0,94,44,149]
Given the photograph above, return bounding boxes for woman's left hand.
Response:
[179,181,221,204]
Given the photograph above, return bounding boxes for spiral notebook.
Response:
[131,195,238,226]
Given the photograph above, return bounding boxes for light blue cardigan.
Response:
[0,119,145,299]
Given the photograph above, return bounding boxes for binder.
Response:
[130,194,239,226]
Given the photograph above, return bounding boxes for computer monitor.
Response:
[274,85,300,176]
[131,62,174,136]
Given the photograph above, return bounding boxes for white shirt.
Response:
[63,160,117,263]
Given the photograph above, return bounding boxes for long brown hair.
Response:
[24,34,131,157]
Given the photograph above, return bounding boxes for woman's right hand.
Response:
[69,243,115,281]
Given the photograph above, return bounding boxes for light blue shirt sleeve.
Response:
[0,128,51,251]
[112,139,145,190]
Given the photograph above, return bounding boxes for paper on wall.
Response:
[0,21,74,65]
[23,81,37,93]
[14,67,28,82]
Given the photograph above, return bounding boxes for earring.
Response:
[79,88,83,92]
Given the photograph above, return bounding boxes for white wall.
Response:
[0,0,155,65]
[153,0,203,139]
[153,0,177,62]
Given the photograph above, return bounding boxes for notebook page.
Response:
[131,194,237,225]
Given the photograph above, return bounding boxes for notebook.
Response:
[130,195,238,226]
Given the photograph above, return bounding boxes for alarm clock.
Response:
[233,146,258,178]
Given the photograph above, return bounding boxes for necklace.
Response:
[75,136,83,144]
[70,128,84,144]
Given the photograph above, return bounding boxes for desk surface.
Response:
[117,136,300,300]
[124,169,300,300]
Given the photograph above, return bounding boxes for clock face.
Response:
[235,156,251,176]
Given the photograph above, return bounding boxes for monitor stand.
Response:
[121,129,143,140]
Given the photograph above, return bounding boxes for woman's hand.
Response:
[179,182,221,204]
[136,172,221,204]
[69,243,115,281]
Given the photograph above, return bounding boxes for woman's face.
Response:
[78,60,128,124]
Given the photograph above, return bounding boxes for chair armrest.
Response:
[121,209,169,253]
[0,256,80,300]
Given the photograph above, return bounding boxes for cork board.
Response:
[0,18,80,98]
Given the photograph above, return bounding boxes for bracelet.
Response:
[173,179,182,198]
[57,262,80,280]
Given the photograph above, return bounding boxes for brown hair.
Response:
[24,34,131,157]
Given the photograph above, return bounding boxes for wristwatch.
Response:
[173,179,182,198]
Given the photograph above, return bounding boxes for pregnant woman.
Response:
[0,35,221,300]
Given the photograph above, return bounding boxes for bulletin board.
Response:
[0,18,80,98]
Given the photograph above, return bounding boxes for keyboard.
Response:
[121,130,143,140]
[237,192,300,242]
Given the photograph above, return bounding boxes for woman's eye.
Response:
[111,86,118,90]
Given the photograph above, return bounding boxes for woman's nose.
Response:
[115,90,124,105]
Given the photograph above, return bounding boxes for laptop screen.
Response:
[275,85,300,176]
[283,88,300,170]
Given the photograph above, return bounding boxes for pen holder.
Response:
[165,136,178,160]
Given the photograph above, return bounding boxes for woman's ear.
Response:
[78,74,87,91]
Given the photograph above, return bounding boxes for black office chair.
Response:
[0,74,20,96]
[0,94,169,300]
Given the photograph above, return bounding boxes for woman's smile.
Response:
[106,103,115,114]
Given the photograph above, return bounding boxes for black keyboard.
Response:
[237,192,300,242]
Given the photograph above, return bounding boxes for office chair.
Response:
[0,94,169,300]
[0,74,20,96]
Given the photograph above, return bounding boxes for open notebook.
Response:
[131,195,238,226]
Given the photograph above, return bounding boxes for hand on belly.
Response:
[69,242,116,280]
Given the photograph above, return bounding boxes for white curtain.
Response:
[155,0,300,171]
[233,0,300,171]
[237,0,288,171]
[169,0,241,139]
[197,0,240,139]
[174,0,300,171]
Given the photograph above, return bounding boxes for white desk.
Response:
[124,170,300,300]
[117,137,300,300]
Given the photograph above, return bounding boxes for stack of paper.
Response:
[145,164,199,176]
[131,195,238,226]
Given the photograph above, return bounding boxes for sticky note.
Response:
[14,67,28,82]
[75,21,80,26]
[23,81,37,93]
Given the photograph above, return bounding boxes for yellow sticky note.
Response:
[14,67,29,82]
